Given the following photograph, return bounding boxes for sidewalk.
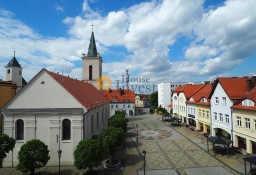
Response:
[0,114,247,175]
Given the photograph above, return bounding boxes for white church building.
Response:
[2,31,110,167]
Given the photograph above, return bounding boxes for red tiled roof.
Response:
[102,89,135,103]
[45,69,109,109]
[167,104,173,108]
[217,77,249,100]
[173,84,203,99]
[244,87,256,102]
[231,87,256,111]
[231,105,256,111]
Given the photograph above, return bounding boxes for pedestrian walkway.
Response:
[0,114,247,175]
[128,114,245,175]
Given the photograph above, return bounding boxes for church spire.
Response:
[87,24,98,57]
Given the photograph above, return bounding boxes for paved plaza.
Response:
[1,114,248,175]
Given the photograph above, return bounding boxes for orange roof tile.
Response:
[45,69,109,109]
[231,105,256,112]
[173,84,203,99]
[102,89,135,103]
[214,77,249,100]
[167,104,173,108]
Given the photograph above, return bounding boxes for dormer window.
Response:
[215,97,219,104]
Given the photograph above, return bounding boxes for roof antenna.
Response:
[61,72,64,83]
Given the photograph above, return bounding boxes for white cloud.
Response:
[1,0,256,85]
[56,6,64,12]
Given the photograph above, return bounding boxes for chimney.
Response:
[247,79,254,92]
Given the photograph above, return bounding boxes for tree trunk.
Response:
[30,168,35,175]
[0,159,2,168]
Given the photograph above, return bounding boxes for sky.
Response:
[0,0,256,86]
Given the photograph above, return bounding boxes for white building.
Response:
[4,51,27,90]
[102,89,135,117]
[209,77,249,141]
[172,84,202,123]
[158,82,187,109]
[2,69,109,167]
[82,31,103,90]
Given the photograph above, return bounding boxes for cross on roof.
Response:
[91,22,95,32]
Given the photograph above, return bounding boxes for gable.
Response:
[6,71,84,109]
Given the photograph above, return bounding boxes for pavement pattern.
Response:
[0,114,247,175]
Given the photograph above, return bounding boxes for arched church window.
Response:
[89,65,93,80]
[16,119,24,140]
[62,119,71,140]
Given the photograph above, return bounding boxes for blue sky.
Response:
[0,0,255,85]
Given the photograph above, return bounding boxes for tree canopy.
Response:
[150,91,158,107]
[109,113,127,131]
[99,126,124,165]
[74,139,102,174]
[17,139,50,175]
[0,134,15,168]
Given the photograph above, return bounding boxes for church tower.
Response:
[4,51,23,88]
[82,31,103,90]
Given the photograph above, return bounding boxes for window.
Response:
[7,69,10,74]
[62,119,71,140]
[254,120,256,130]
[206,111,209,118]
[19,70,21,75]
[128,105,130,108]
[215,97,219,104]
[214,112,217,120]
[199,110,201,117]
[202,110,205,117]
[245,118,250,129]
[193,108,195,114]
[237,116,241,127]
[225,114,230,124]
[219,113,223,122]
[111,105,113,108]
[123,104,126,108]
[89,65,93,80]
[16,119,24,140]
[116,105,118,108]
[222,97,226,105]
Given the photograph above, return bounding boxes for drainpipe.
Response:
[34,114,37,139]
[231,109,234,147]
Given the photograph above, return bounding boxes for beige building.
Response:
[232,86,256,154]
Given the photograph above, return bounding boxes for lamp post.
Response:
[136,124,138,142]
[142,150,146,175]
[56,134,62,175]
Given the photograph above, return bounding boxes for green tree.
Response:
[99,126,124,165]
[109,114,127,131]
[150,91,158,107]
[17,139,50,175]
[0,134,15,168]
[74,139,102,175]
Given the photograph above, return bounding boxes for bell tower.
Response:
[82,29,103,90]
[4,51,23,88]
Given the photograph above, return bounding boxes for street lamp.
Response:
[56,134,62,175]
[136,124,138,142]
[142,150,146,175]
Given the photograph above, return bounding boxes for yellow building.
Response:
[232,87,256,154]
[0,81,17,133]
[186,83,212,135]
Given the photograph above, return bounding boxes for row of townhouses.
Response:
[171,77,256,155]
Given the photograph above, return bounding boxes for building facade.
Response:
[158,82,187,109]
[102,89,135,117]
[2,69,109,167]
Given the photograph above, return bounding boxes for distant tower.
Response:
[4,51,23,88]
[82,26,103,90]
